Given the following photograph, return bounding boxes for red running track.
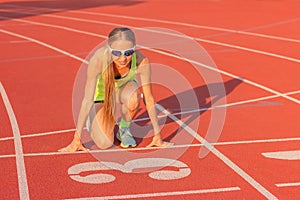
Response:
[0,0,300,199]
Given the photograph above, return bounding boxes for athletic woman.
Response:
[59,27,171,152]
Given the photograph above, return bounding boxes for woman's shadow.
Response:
[131,78,243,145]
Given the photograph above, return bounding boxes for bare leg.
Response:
[90,103,115,149]
[119,81,140,121]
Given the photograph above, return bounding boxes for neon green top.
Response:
[94,51,138,102]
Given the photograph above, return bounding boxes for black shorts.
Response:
[94,100,104,104]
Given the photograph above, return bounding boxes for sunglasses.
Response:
[108,46,136,57]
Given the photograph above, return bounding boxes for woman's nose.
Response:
[118,55,127,61]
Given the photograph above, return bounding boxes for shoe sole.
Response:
[117,132,137,148]
[120,143,137,148]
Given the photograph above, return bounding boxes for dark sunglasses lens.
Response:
[111,50,122,57]
[124,49,135,56]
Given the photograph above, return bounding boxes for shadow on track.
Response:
[0,0,144,21]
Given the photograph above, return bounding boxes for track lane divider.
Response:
[0,82,30,200]
[156,103,278,199]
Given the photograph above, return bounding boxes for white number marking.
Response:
[68,158,191,184]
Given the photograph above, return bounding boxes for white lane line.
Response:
[9,40,30,43]
[3,4,300,43]
[0,128,76,142]
[0,29,88,64]
[0,82,30,200]
[72,11,300,43]
[0,52,90,63]
[1,136,300,159]
[142,46,300,104]
[156,104,278,199]
[21,128,76,138]
[215,137,300,146]
[0,39,30,44]
[276,182,300,188]
[1,9,300,64]
[169,89,300,117]
[67,187,241,199]
[194,37,300,63]
[262,150,300,160]
[1,136,15,141]
[1,89,298,142]
[2,16,300,106]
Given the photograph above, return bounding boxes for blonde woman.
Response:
[59,27,171,152]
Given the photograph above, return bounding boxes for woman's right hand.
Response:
[58,132,88,152]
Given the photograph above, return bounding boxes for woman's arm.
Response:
[58,50,102,152]
[138,53,172,147]
[76,55,101,137]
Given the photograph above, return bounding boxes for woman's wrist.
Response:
[73,131,82,144]
[153,133,162,139]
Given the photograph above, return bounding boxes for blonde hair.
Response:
[102,28,136,127]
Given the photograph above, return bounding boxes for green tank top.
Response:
[94,50,138,102]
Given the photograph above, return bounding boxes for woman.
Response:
[59,27,171,152]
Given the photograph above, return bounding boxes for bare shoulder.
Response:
[135,50,149,66]
[88,47,106,76]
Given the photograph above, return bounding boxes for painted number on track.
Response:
[68,158,191,184]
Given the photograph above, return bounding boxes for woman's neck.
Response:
[113,62,131,77]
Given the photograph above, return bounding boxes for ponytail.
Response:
[102,52,116,127]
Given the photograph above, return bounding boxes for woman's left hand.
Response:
[146,134,174,147]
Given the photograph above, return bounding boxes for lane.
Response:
[2,0,299,38]
[0,1,298,198]
[157,104,278,199]
[218,97,300,143]
[2,8,299,94]
[0,82,29,200]
[3,8,299,63]
[218,140,300,199]
[1,13,298,148]
[0,158,21,199]
[251,20,300,41]
[52,9,300,59]
[0,96,15,156]
[0,32,79,134]
[23,146,268,200]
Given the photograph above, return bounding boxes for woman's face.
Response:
[110,40,135,68]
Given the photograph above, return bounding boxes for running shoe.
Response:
[116,127,137,148]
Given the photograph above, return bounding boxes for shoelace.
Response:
[120,128,133,138]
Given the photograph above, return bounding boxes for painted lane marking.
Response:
[262,150,300,160]
[156,104,278,199]
[0,128,76,141]
[1,15,300,107]
[0,9,300,64]
[0,90,299,142]
[2,4,300,43]
[73,11,300,43]
[67,187,241,199]
[0,82,29,200]
[1,136,300,158]
[0,29,88,64]
[276,182,300,188]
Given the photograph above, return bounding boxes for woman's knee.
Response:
[95,138,114,149]
[90,129,114,149]
[90,109,115,149]
[128,90,140,111]
[121,82,140,110]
